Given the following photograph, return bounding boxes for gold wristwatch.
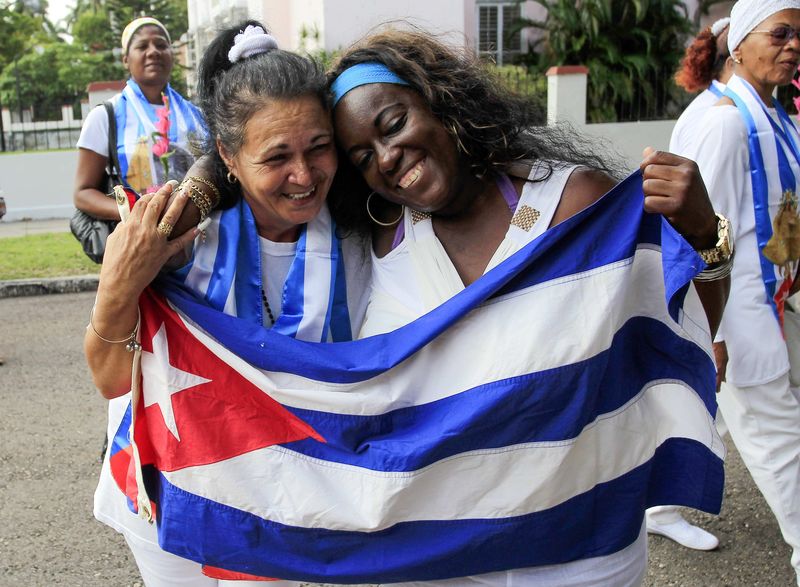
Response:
[696,213,733,265]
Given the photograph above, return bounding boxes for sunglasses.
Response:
[749,26,800,46]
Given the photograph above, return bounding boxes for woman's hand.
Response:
[98,181,197,303]
[640,147,719,250]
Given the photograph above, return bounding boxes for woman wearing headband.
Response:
[644,15,735,554]
[328,30,729,585]
[684,1,800,582]
[73,17,205,236]
[85,21,368,586]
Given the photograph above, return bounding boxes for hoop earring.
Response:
[366,192,403,227]
[226,171,238,184]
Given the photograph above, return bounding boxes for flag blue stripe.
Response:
[162,171,702,384]
[278,317,715,472]
[152,438,722,584]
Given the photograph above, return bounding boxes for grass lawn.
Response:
[0,232,99,280]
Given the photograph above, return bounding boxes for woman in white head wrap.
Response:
[682,1,800,583]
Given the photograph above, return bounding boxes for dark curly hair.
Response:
[326,29,621,235]
[675,25,730,93]
[196,20,330,208]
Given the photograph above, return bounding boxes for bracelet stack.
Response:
[694,256,734,282]
[179,175,221,222]
[87,307,141,352]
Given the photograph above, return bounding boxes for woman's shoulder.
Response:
[549,167,617,226]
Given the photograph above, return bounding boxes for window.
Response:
[477,2,522,65]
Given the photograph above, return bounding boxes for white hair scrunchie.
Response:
[728,0,800,52]
[710,17,730,38]
[227,25,279,64]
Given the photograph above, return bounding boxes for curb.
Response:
[0,275,99,299]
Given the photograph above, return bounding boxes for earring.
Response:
[226,171,238,184]
[366,192,404,227]
[733,56,742,64]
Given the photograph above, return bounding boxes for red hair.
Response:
[675,26,730,93]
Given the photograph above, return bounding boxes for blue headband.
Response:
[331,62,411,107]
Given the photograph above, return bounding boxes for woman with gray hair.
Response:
[85,20,369,586]
[685,1,800,582]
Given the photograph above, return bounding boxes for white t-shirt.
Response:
[685,105,797,386]
[669,86,724,154]
[77,102,114,157]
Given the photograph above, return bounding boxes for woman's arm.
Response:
[85,183,198,398]
[552,152,728,338]
[73,148,121,221]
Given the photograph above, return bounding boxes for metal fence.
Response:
[1,126,82,152]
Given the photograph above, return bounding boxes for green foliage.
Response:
[0,42,124,119]
[491,64,547,102]
[0,232,99,280]
[104,0,189,41]
[72,8,117,52]
[0,0,190,122]
[514,0,692,122]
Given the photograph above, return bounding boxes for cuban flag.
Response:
[124,171,724,583]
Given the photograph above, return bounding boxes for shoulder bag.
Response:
[70,101,122,264]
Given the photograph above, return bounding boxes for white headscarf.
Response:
[728,0,800,52]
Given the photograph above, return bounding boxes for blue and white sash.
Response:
[166,200,352,342]
[708,79,725,99]
[112,80,206,192]
[724,74,800,321]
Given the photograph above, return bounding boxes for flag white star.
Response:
[140,323,211,441]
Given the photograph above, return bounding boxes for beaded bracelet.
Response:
[87,307,141,352]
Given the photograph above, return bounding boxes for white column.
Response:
[546,65,588,127]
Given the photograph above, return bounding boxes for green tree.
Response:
[105,0,188,41]
[514,0,692,122]
[72,7,117,52]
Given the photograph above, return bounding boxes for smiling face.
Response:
[123,25,173,91]
[333,83,478,216]
[734,9,800,101]
[220,95,337,242]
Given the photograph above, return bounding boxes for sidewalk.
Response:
[0,217,71,239]
[0,217,99,298]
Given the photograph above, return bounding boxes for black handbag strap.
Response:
[103,101,122,187]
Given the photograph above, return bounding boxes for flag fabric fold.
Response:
[125,170,723,583]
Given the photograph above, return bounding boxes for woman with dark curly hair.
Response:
[327,29,730,585]
[670,17,734,154]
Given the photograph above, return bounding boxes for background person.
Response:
[327,29,730,586]
[85,21,369,586]
[73,17,205,223]
[684,0,800,583]
[645,15,735,553]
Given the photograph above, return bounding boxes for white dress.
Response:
[360,164,647,587]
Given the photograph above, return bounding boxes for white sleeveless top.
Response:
[361,164,572,337]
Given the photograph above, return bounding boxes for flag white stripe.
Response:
[163,381,722,532]
[176,247,711,416]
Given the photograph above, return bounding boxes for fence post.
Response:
[545,65,588,127]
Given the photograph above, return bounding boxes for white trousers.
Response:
[124,531,301,587]
[718,373,800,586]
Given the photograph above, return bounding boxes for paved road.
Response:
[0,292,795,586]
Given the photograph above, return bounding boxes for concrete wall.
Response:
[0,150,78,221]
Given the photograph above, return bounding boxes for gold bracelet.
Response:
[186,175,221,208]
[180,182,213,221]
[87,307,142,352]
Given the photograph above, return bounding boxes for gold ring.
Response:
[156,220,173,237]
